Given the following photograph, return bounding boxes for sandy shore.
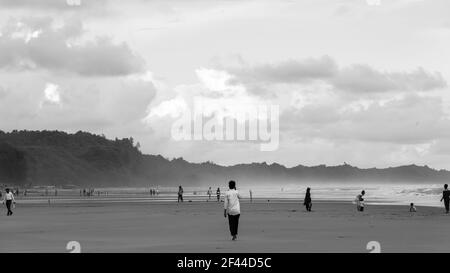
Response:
[0,200,449,253]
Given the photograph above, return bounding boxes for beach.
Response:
[1,200,449,253]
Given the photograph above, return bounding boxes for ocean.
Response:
[17,183,444,208]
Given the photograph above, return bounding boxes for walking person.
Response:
[178,186,184,203]
[224,181,242,241]
[249,189,253,203]
[441,184,450,213]
[3,188,16,216]
[216,187,221,202]
[355,190,365,212]
[304,187,312,212]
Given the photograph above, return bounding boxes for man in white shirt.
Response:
[3,188,16,216]
[224,180,242,241]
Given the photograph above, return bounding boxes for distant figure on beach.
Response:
[304,187,312,212]
[216,187,221,202]
[249,189,253,203]
[224,180,242,241]
[3,188,16,216]
[207,187,212,200]
[178,186,184,203]
[355,190,365,212]
[441,184,450,213]
[409,203,417,212]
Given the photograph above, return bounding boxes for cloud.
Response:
[0,17,145,76]
[217,55,446,94]
[281,92,450,145]
[0,70,156,133]
[43,82,61,105]
[142,67,270,140]
[225,55,338,84]
[332,65,447,93]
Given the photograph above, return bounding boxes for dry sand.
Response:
[0,200,449,253]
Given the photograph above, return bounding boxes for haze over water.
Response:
[18,183,444,208]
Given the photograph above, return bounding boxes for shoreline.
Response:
[12,196,444,208]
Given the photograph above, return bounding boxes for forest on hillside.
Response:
[1,130,450,187]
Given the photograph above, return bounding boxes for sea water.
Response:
[18,183,444,207]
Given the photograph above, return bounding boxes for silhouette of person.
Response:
[441,184,450,213]
[356,190,365,212]
[224,180,242,241]
[409,203,417,212]
[216,187,221,202]
[178,186,184,202]
[304,187,312,212]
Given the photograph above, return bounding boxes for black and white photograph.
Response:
[1,0,450,261]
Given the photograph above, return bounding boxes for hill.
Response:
[1,130,449,187]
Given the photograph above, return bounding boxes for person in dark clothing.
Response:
[441,184,450,213]
[216,187,221,202]
[304,187,312,212]
[178,186,184,203]
[356,190,365,212]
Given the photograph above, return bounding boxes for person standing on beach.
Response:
[3,188,16,216]
[178,186,184,203]
[216,187,221,202]
[207,187,212,200]
[355,190,365,212]
[304,187,312,212]
[224,181,242,241]
[249,189,253,203]
[441,184,450,213]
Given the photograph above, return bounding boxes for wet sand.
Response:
[0,200,449,253]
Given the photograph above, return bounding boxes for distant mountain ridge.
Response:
[0,130,449,187]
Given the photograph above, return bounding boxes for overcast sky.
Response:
[0,0,449,169]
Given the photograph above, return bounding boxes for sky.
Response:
[0,0,450,169]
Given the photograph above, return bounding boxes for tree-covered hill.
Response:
[1,130,449,187]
